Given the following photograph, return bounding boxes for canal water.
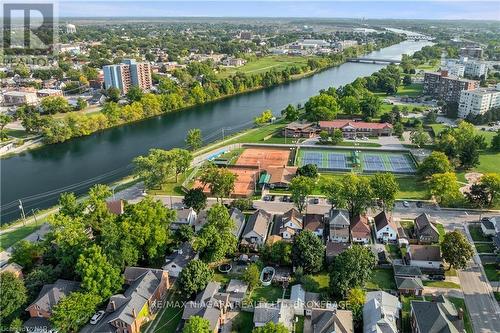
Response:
[1,40,432,223]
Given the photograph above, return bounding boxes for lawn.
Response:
[483,264,499,282]
[366,268,396,291]
[228,122,287,144]
[468,225,491,242]
[422,281,461,289]
[295,316,305,333]
[5,128,28,139]
[494,292,500,302]
[250,284,286,303]
[301,272,329,293]
[334,141,382,148]
[385,244,402,259]
[0,223,42,251]
[448,297,473,333]
[435,223,445,243]
[145,289,184,333]
[401,295,422,333]
[396,83,424,97]
[474,242,495,253]
[231,311,254,333]
[217,55,311,78]
[149,170,193,196]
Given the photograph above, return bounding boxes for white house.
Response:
[407,245,443,269]
[374,211,397,242]
[171,207,197,230]
[241,210,272,248]
[481,216,498,236]
[163,242,198,277]
[328,209,350,243]
[363,291,401,333]
[279,208,303,240]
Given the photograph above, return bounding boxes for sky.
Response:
[55,1,500,20]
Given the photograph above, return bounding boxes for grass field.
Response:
[401,296,422,333]
[250,284,287,302]
[231,311,254,333]
[448,297,473,333]
[396,83,424,97]
[435,223,446,243]
[301,272,329,293]
[423,281,461,289]
[483,264,499,282]
[366,268,396,291]
[217,55,311,78]
[468,225,491,242]
[474,242,495,253]
[0,223,42,251]
[296,148,416,174]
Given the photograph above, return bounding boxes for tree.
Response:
[255,109,273,125]
[305,93,339,121]
[178,259,213,297]
[441,231,474,270]
[0,114,12,140]
[370,173,399,210]
[231,198,253,211]
[186,128,203,151]
[126,85,144,102]
[25,265,58,299]
[50,292,100,332]
[417,151,453,179]
[40,96,70,114]
[403,75,412,86]
[253,322,289,333]
[330,128,344,145]
[0,272,27,323]
[169,148,193,182]
[410,126,429,148]
[243,263,261,290]
[329,245,376,297]
[11,240,44,271]
[347,288,365,323]
[133,148,173,189]
[195,204,237,262]
[76,244,123,300]
[491,130,500,151]
[289,176,315,213]
[360,95,381,120]
[281,104,299,121]
[75,97,88,111]
[321,178,347,209]
[292,230,325,274]
[183,188,207,212]
[428,172,462,206]
[262,241,292,266]
[478,173,500,207]
[340,95,361,115]
[199,164,237,201]
[340,174,373,218]
[296,164,318,179]
[106,87,121,102]
[393,122,404,137]
[183,316,211,333]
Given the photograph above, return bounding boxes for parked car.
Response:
[403,201,410,208]
[312,198,319,204]
[429,275,445,281]
[270,195,276,201]
[90,310,105,324]
[416,201,423,208]
[282,196,290,202]
[263,195,271,201]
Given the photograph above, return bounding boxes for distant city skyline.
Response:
[57,1,500,20]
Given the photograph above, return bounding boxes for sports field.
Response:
[217,55,311,78]
[296,148,416,174]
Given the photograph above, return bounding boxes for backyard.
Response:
[366,268,396,291]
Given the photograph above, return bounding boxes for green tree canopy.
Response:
[183,316,211,333]
[186,128,203,151]
[50,292,100,332]
[292,230,325,274]
[253,322,289,333]
[183,187,207,212]
[0,272,27,323]
[370,173,399,210]
[428,172,462,206]
[441,231,474,270]
[178,259,213,297]
[243,263,261,290]
[417,151,453,179]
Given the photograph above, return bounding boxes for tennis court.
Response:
[297,148,416,174]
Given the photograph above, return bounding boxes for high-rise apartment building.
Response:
[423,71,479,103]
[103,59,152,94]
[458,84,500,118]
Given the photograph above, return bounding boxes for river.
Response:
[0,40,432,223]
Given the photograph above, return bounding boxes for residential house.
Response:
[253,300,295,331]
[226,279,248,307]
[229,207,246,239]
[267,166,297,189]
[414,213,440,244]
[171,207,197,230]
[304,214,325,238]
[328,209,350,243]
[91,267,170,333]
[351,215,371,244]
[106,199,125,215]
[278,208,303,240]
[163,242,197,278]
[363,291,401,333]
[0,262,23,278]
[374,212,397,243]
[182,282,229,332]
[241,210,272,248]
[410,296,464,333]
[282,122,318,138]
[481,216,498,236]
[326,242,351,264]
[290,284,321,315]
[406,245,442,269]
[395,277,424,296]
[305,307,354,333]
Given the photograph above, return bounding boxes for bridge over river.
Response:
[347,57,401,65]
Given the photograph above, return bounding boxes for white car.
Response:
[90,310,105,325]
[403,201,410,208]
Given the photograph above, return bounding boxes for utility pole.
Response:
[222,128,225,141]
[18,200,26,225]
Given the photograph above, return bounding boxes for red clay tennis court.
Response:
[193,166,258,197]
[235,148,291,169]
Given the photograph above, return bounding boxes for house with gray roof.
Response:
[374,211,397,242]
[410,296,464,333]
[328,209,350,243]
[86,267,170,333]
[395,276,424,296]
[414,213,440,244]
[406,245,442,269]
[305,307,354,333]
[363,291,401,333]
[253,300,295,331]
[226,279,248,307]
[241,209,272,248]
[393,265,422,278]
[229,207,246,239]
[182,282,229,332]
[481,216,498,236]
[163,241,198,278]
[172,207,197,230]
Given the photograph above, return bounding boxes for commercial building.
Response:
[319,120,393,137]
[103,59,152,94]
[423,71,479,103]
[3,91,38,106]
[460,46,483,59]
[37,89,63,97]
[458,84,500,118]
[464,61,488,78]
